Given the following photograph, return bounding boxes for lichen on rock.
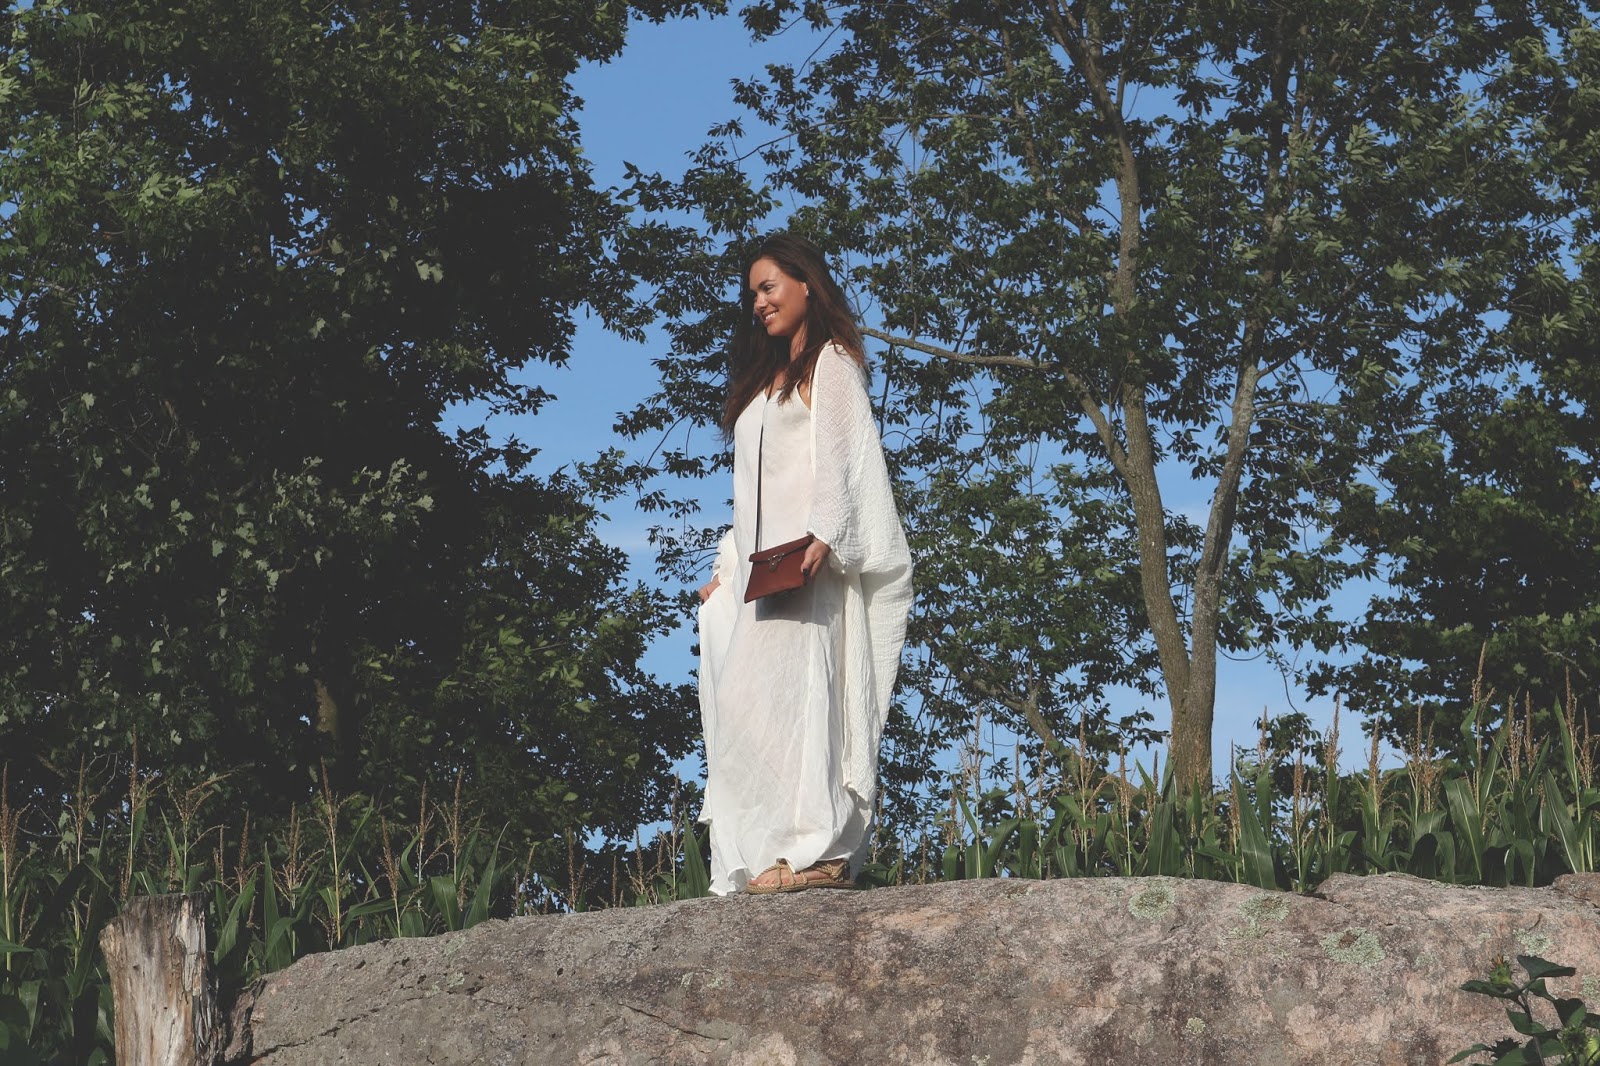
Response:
[1128,882,1177,920]
[1321,927,1385,965]
[1516,927,1553,956]
[1237,893,1290,925]
[1225,891,1294,959]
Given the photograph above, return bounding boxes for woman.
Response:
[696,233,913,895]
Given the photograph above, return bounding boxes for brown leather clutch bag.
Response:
[744,533,815,603]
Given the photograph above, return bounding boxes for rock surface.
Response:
[227,873,1600,1065]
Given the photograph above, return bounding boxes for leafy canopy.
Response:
[0,0,712,849]
[618,0,1595,793]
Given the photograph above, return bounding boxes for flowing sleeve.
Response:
[806,345,877,574]
[710,527,738,585]
[805,343,914,803]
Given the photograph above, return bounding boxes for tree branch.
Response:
[860,326,1038,369]
[960,668,1063,756]
[861,325,1132,473]
[994,23,1096,238]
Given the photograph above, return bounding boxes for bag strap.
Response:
[753,397,767,552]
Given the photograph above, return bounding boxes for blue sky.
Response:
[514,10,1373,781]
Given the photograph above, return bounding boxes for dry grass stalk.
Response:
[1291,748,1307,846]
[212,830,225,902]
[1227,747,1243,851]
[1256,706,1271,768]
[447,767,467,868]
[316,764,347,942]
[1327,697,1343,778]
[1583,709,1597,789]
[943,777,958,849]
[968,702,987,799]
[1508,695,1527,783]
[1523,693,1540,778]
[173,773,226,892]
[1074,717,1092,803]
[1,763,25,951]
[630,830,650,903]
[870,792,885,872]
[564,829,588,910]
[1563,676,1597,789]
[275,804,315,909]
[176,775,222,841]
[445,768,481,912]
[668,777,681,889]
[515,845,536,916]
[70,754,105,872]
[1115,743,1132,837]
[1,765,20,884]
[379,817,403,915]
[1367,727,1384,809]
[1012,744,1028,822]
[1406,704,1441,812]
[415,779,429,881]
[121,731,158,900]
[234,810,258,898]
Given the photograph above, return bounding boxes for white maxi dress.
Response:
[697,343,913,896]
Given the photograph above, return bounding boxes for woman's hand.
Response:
[698,575,721,603]
[800,537,832,583]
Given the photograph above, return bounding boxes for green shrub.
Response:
[1452,955,1600,1065]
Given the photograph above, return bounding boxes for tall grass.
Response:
[1,695,1595,1062]
[0,755,563,1064]
[863,694,1598,892]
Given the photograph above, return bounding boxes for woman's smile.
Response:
[748,257,808,345]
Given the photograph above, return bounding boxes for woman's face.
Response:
[748,257,808,344]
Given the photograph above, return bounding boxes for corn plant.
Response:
[5,689,1598,1061]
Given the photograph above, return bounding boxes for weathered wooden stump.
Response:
[98,893,221,1066]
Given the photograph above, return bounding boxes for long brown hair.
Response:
[721,233,865,432]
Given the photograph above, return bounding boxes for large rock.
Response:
[226,873,1600,1065]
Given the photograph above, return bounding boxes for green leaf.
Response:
[465,839,504,925]
[211,872,257,968]
[343,898,398,921]
[1542,770,1586,875]
[1233,771,1278,890]
[428,875,462,931]
[1519,956,1577,982]
[1445,776,1485,883]
[676,821,711,901]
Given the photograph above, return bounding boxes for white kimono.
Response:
[697,343,913,895]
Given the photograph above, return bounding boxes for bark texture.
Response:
[100,892,221,1066]
[224,873,1600,1065]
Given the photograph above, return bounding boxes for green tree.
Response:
[0,0,705,847]
[1319,384,1600,747]
[622,0,1593,793]
[1310,27,1600,746]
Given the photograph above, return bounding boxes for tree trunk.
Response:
[1173,664,1218,795]
[314,677,339,743]
[314,675,361,792]
[99,892,221,1066]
